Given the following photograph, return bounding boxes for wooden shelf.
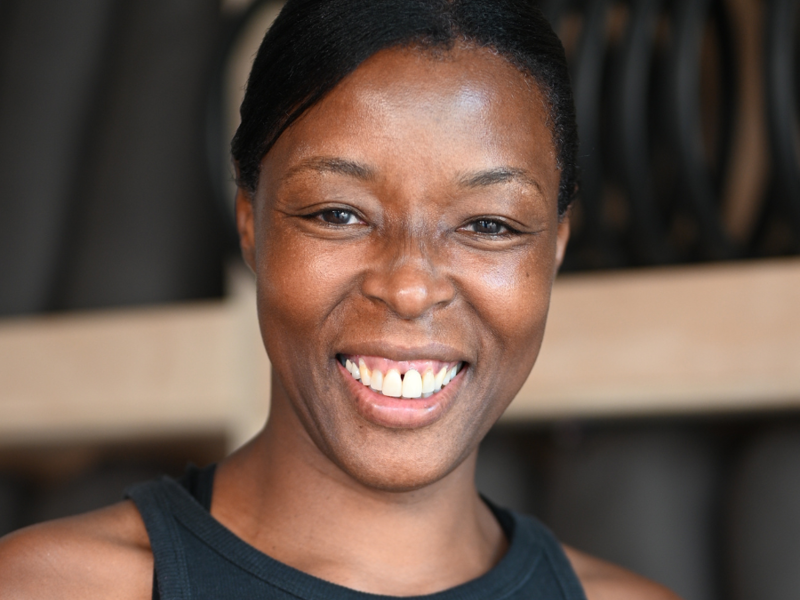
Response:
[1,259,799,450]
[0,268,270,451]
[508,257,800,421]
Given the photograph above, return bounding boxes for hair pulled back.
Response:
[232,0,577,215]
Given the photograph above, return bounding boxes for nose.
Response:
[361,238,455,320]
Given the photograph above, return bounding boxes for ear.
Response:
[236,187,257,273]
[554,210,571,273]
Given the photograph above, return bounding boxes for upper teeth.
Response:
[344,358,462,398]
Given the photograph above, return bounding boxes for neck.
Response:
[212,396,507,595]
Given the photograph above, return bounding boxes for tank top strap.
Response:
[481,496,586,600]
[125,478,193,600]
[512,512,588,600]
[176,463,216,511]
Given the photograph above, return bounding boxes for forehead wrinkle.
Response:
[456,167,543,196]
[280,156,375,184]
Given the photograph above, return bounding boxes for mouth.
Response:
[336,354,467,428]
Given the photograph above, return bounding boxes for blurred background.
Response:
[0,1,799,599]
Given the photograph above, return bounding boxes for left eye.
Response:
[464,219,510,235]
[317,209,360,225]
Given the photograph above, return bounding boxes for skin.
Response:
[0,45,680,600]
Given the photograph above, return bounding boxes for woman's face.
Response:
[237,44,569,491]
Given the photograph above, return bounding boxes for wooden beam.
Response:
[0,267,270,449]
[505,258,800,420]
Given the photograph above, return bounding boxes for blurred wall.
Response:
[0,0,227,316]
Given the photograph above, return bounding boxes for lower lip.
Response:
[338,362,464,429]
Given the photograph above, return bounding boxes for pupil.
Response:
[329,210,350,224]
[479,220,499,233]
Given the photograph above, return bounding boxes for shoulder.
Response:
[0,500,152,600]
[564,545,683,600]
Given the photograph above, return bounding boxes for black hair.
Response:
[232,0,577,215]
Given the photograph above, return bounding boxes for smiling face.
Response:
[237,44,569,492]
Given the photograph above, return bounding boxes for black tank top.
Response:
[125,464,587,600]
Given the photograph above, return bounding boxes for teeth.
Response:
[421,369,435,393]
[348,359,361,379]
[401,369,422,398]
[434,367,447,391]
[343,358,464,397]
[359,359,371,386]
[370,368,383,392]
[382,369,402,397]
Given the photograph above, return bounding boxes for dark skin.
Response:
[0,45,680,599]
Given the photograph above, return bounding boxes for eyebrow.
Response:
[457,167,543,195]
[281,157,374,183]
[281,159,543,195]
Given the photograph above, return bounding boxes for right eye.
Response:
[315,209,361,225]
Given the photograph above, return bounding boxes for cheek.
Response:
[459,248,555,348]
[256,225,350,342]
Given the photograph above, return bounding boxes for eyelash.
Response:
[306,210,521,239]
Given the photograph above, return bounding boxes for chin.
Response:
[342,461,457,494]
[325,427,478,494]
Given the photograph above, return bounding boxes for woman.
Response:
[0,1,679,598]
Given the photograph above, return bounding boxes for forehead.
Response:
[261,44,559,197]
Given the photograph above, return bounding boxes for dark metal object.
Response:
[571,0,624,267]
[765,0,800,230]
[668,0,738,259]
[614,0,673,264]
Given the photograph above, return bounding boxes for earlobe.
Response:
[554,212,571,272]
[235,188,257,273]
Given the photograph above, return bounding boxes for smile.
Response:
[337,355,464,399]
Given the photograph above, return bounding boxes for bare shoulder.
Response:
[564,545,683,600]
[0,500,152,600]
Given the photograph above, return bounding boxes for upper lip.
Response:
[335,340,469,364]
